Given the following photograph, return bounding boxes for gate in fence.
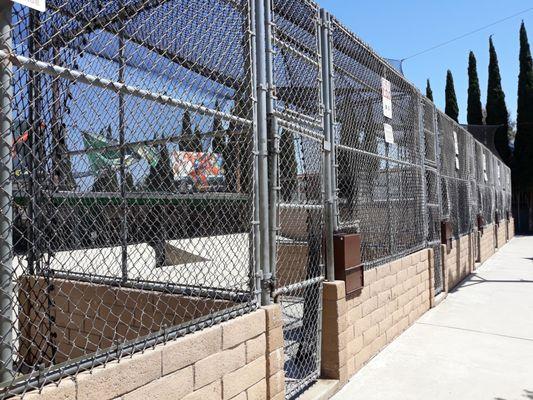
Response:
[267,1,327,397]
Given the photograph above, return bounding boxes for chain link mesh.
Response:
[4,0,258,396]
[270,0,325,397]
[0,1,513,398]
[331,17,425,268]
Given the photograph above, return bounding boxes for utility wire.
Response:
[401,7,533,62]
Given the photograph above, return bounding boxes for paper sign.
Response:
[453,131,459,155]
[381,78,392,119]
[384,123,394,144]
[12,0,46,11]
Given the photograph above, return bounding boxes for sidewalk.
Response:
[332,236,533,400]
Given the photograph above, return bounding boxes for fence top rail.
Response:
[1,49,253,127]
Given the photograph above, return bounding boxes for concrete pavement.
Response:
[332,236,533,400]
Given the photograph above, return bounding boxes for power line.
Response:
[402,7,533,62]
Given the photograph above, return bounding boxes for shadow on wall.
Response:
[495,389,533,399]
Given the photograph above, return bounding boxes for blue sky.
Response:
[317,0,533,125]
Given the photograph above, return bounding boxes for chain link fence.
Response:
[331,17,426,269]
[2,0,259,397]
[0,1,513,399]
[269,0,325,397]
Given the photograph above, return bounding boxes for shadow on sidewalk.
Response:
[495,389,533,399]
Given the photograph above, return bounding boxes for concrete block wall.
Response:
[321,248,432,385]
[441,233,473,292]
[509,217,516,239]
[479,223,496,264]
[17,306,285,400]
[496,221,507,249]
[19,277,235,366]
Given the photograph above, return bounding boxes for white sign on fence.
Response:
[384,123,394,144]
[12,0,46,12]
[381,77,392,119]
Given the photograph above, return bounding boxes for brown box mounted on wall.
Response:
[333,233,364,295]
[441,219,453,253]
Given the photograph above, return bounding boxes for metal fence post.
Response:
[418,97,429,247]
[254,0,271,305]
[264,0,279,293]
[319,9,335,282]
[0,0,13,382]
[327,16,339,234]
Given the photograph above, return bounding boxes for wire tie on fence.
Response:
[0,47,22,68]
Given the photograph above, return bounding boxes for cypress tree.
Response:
[179,110,193,152]
[224,96,252,193]
[211,101,226,154]
[425,79,434,101]
[191,126,203,153]
[145,135,174,193]
[445,70,459,122]
[486,37,512,165]
[514,21,533,191]
[467,51,484,125]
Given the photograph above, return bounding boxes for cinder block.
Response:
[370,305,386,326]
[377,290,392,307]
[376,264,391,280]
[77,349,162,400]
[223,356,266,399]
[384,274,397,290]
[22,378,76,400]
[346,355,356,377]
[122,366,193,400]
[386,322,400,342]
[266,326,284,353]
[390,259,403,274]
[364,268,378,285]
[267,347,284,377]
[246,334,266,363]
[162,325,221,375]
[194,343,246,389]
[416,261,427,274]
[247,379,267,400]
[361,297,378,316]
[267,370,285,398]
[182,380,222,400]
[362,324,379,347]
[323,299,346,319]
[379,315,393,336]
[222,310,265,350]
[371,333,387,354]
[346,334,363,357]
[263,305,282,330]
[354,345,373,369]
[396,268,408,284]
[357,313,372,334]
[322,281,346,301]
